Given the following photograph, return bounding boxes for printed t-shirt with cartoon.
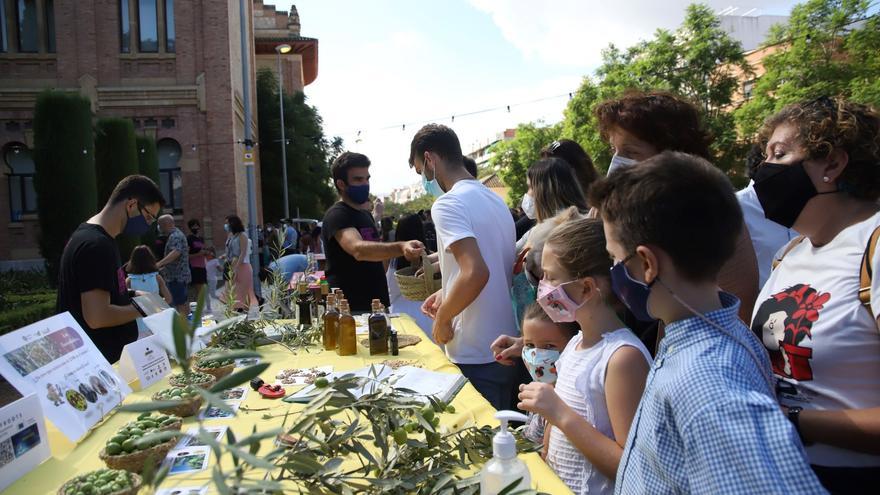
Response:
[751,210,880,468]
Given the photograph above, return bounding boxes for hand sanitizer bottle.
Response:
[480,410,531,494]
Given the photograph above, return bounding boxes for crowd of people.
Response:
[51,89,879,494]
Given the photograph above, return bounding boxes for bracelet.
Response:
[787,406,813,446]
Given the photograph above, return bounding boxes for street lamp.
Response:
[275,44,292,220]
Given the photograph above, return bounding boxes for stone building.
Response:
[0,0,317,269]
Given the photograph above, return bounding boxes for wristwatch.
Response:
[787,406,813,445]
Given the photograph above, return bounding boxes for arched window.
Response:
[157,138,182,213]
[4,142,37,221]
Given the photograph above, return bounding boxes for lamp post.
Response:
[275,44,292,220]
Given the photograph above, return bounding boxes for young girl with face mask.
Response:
[517,217,651,495]
[519,303,579,448]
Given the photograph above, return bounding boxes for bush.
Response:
[33,91,97,286]
[136,135,159,184]
[0,269,55,336]
[0,295,56,336]
[95,118,140,260]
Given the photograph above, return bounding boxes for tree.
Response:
[136,135,159,184]
[32,91,97,285]
[383,194,436,219]
[735,0,880,137]
[256,68,338,221]
[95,117,139,259]
[491,122,561,204]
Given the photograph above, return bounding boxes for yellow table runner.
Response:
[6,315,571,494]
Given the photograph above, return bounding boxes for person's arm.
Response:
[718,227,759,322]
[518,346,648,480]
[156,249,181,269]
[794,407,880,455]
[335,228,423,262]
[156,275,173,305]
[81,289,141,329]
[432,237,488,344]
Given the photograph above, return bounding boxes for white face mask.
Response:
[521,193,536,220]
[607,153,638,176]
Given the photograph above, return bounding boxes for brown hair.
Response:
[127,245,158,275]
[527,157,588,222]
[590,151,741,282]
[545,217,612,279]
[759,96,880,200]
[595,90,712,159]
[523,303,579,338]
[541,139,598,194]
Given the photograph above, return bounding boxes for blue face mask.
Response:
[223,223,230,232]
[123,204,151,237]
[347,184,370,204]
[610,255,657,322]
[422,163,444,198]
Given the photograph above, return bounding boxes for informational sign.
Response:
[118,335,171,390]
[0,313,131,442]
[0,394,51,491]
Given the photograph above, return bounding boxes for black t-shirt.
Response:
[321,202,389,312]
[56,223,137,363]
[515,216,535,242]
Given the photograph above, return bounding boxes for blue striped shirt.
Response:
[615,292,826,494]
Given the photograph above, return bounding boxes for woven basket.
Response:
[169,373,216,389]
[99,437,178,473]
[395,253,441,301]
[150,392,203,418]
[193,362,234,380]
[58,471,142,495]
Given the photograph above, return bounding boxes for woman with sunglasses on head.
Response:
[749,96,880,493]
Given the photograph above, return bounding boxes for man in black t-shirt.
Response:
[322,152,424,312]
[57,175,165,362]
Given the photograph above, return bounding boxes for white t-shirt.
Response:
[736,181,798,288]
[751,209,880,467]
[205,259,221,282]
[547,329,652,495]
[431,179,516,364]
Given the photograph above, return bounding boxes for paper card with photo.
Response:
[176,425,228,449]
[0,394,51,491]
[0,313,131,442]
[198,401,240,421]
[155,487,209,495]
[217,386,248,402]
[163,446,211,475]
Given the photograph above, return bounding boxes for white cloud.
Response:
[468,0,796,67]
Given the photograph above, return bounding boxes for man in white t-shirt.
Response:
[409,124,519,410]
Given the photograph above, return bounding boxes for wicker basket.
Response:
[58,471,142,495]
[193,362,234,380]
[150,392,203,417]
[99,437,178,473]
[395,253,441,301]
[169,373,216,389]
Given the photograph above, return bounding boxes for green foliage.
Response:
[136,136,160,183]
[95,117,140,260]
[0,292,55,336]
[32,90,97,285]
[256,68,340,221]
[383,194,436,219]
[735,0,880,137]
[492,122,561,204]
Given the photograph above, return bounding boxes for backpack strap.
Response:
[772,235,807,270]
[857,225,880,317]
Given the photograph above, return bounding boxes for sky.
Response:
[271,0,799,196]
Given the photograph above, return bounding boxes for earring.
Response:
[823,176,830,183]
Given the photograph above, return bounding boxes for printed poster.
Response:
[0,394,51,491]
[0,313,131,442]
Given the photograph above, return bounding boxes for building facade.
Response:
[0,0,317,268]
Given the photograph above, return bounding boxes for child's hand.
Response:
[518,382,568,425]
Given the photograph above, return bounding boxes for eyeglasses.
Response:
[138,203,158,224]
[806,95,836,113]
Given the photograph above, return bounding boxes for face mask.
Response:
[422,162,445,198]
[607,153,638,176]
[537,279,585,323]
[521,193,536,220]
[123,205,151,237]
[346,183,370,204]
[610,257,656,322]
[522,347,560,384]
[223,223,230,232]
[753,160,838,229]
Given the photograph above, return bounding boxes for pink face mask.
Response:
[536,279,585,323]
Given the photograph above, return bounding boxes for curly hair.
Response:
[759,97,880,201]
[595,90,712,160]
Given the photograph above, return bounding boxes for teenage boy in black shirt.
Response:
[322,152,424,312]
[57,175,165,362]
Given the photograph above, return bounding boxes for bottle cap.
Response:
[493,410,527,459]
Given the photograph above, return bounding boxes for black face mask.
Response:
[753,161,837,229]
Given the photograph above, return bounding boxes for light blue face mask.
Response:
[422,161,445,198]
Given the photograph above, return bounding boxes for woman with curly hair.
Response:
[750,96,880,492]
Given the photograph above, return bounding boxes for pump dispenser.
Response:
[480,410,531,494]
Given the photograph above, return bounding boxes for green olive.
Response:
[105,442,122,455]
